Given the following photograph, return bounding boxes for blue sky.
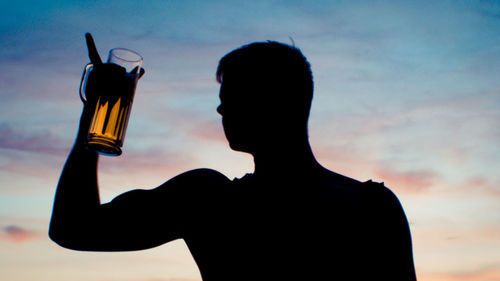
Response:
[1,1,500,280]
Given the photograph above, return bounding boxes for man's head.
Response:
[216,41,314,154]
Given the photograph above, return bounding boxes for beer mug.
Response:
[80,48,143,156]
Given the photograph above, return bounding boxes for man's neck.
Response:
[251,137,324,179]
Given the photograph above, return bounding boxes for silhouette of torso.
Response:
[163,169,392,281]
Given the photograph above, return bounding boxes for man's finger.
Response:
[85,33,102,65]
[130,66,146,79]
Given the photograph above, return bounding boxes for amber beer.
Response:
[86,73,135,155]
[80,48,143,156]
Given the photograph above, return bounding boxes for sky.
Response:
[1,0,500,280]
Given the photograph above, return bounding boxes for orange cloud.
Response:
[420,266,500,281]
[1,225,39,243]
[374,167,440,194]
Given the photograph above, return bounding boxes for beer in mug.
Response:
[80,48,143,156]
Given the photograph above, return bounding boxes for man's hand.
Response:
[85,32,145,77]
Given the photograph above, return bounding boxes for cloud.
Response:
[311,126,443,194]
[100,145,194,176]
[0,124,70,185]
[1,225,39,243]
[421,265,500,281]
[146,279,199,281]
[0,123,69,156]
[184,119,226,144]
[464,177,500,196]
[449,177,500,198]
[374,167,440,194]
[423,176,500,200]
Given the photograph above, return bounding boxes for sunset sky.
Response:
[1,0,500,280]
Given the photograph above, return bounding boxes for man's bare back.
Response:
[171,168,413,280]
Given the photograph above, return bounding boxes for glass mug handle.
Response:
[79,63,93,103]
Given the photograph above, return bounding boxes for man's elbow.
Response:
[49,226,73,249]
[48,224,88,251]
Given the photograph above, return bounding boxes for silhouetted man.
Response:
[50,36,417,281]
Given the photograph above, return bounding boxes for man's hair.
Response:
[216,41,314,122]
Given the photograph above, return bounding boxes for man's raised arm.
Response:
[49,33,105,248]
[48,103,230,251]
[47,33,166,251]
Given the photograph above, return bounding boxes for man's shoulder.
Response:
[315,169,364,193]
[169,168,231,185]
[322,172,409,226]
[151,168,231,196]
[362,179,402,205]
[316,169,402,204]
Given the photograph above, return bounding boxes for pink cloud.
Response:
[420,266,500,281]
[1,225,39,243]
[303,132,444,195]
[0,123,68,156]
[0,148,64,185]
[374,167,440,194]
[94,145,201,192]
[463,177,500,197]
[476,225,500,241]
[146,279,199,281]
[433,177,500,198]
[185,119,226,143]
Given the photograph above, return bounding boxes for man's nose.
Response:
[217,104,223,116]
